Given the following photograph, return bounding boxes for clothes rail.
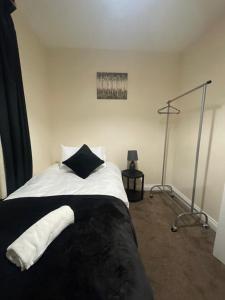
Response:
[150,80,212,232]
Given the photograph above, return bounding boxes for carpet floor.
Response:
[129,192,225,300]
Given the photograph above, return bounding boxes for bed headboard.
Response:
[0,137,7,199]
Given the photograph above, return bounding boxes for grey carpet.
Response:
[129,192,225,300]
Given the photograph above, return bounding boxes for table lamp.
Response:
[127,150,138,170]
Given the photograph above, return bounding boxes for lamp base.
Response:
[129,161,136,170]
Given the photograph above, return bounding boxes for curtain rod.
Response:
[167,80,212,105]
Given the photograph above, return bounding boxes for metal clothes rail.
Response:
[150,80,212,232]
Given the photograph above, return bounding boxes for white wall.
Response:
[12,11,52,174]
[47,48,180,183]
[214,185,225,263]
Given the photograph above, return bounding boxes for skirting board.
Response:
[144,184,218,231]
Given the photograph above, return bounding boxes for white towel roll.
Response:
[6,205,74,271]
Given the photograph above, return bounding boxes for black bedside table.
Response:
[122,169,144,202]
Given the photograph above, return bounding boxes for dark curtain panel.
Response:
[0,0,33,195]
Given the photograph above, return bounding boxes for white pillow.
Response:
[60,145,106,164]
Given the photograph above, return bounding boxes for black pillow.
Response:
[63,144,104,179]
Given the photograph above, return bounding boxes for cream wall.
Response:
[170,16,225,222]
[47,49,180,183]
[12,11,52,174]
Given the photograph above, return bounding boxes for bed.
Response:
[6,162,129,206]
[0,161,153,300]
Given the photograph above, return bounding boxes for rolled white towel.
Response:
[6,205,74,271]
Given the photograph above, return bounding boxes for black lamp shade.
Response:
[127,150,138,161]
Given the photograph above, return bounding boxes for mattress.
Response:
[6,162,129,206]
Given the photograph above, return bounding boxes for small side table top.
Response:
[122,169,144,178]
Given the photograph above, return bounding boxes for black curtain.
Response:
[0,0,32,195]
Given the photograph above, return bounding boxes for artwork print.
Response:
[97,72,128,100]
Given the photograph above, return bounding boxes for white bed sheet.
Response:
[6,162,129,207]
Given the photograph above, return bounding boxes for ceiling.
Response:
[17,0,225,52]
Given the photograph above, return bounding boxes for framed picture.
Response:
[97,72,128,100]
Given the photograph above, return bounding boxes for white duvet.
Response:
[6,162,129,207]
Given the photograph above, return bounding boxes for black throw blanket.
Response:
[0,195,153,300]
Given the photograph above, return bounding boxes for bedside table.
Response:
[122,169,144,202]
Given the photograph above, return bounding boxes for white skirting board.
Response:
[144,184,218,232]
[213,185,225,264]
